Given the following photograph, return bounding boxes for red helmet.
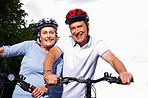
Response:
[65,8,89,24]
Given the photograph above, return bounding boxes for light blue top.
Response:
[3,40,63,98]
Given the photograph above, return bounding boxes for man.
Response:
[43,8,133,98]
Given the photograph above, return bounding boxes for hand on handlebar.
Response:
[43,72,58,85]
[31,86,48,98]
[119,72,133,85]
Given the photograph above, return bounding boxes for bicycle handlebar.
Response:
[58,72,134,85]
[0,73,36,93]
[0,72,133,97]
[0,73,46,97]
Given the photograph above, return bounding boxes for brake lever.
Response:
[104,72,134,84]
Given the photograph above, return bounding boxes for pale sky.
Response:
[21,0,148,97]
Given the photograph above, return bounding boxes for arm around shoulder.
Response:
[43,46,62,71]
[43,46,61,85]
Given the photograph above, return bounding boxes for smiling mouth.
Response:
[46,39,53,42]
[75,33,83,38]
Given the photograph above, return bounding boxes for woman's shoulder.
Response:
[21,40,37,45]
[22,40,36,43]
[18,40,37,50]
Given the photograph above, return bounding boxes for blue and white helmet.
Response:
[36,18,58,38]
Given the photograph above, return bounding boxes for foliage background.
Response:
[0,0,36,97]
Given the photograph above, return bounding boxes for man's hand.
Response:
[43,72,58,85]
[119,72,133,85]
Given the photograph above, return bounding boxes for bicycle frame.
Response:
[86,78,92,98]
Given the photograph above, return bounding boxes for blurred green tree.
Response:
[0,0,36,97]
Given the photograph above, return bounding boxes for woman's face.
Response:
[40,27,57,47]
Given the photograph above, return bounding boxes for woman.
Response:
[0,18,63,98]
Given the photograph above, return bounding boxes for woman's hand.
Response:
[31,86,48,98]
[0,47,4,57]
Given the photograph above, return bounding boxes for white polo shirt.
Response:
[55,35,110,98]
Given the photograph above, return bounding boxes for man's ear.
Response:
[87,23,89,31]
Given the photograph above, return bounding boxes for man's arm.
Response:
[43,46,62,84]
[43,46,61,71]
[102,51,132,84]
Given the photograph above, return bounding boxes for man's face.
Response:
[69,21,89,47]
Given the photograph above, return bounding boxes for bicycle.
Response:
[0,72,133,98]
[0,73,36,98]
[58,72,134,98]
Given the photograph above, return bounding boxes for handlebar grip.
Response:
[0,73,8,79]
[58,77,70,84]
[117,77,134,84]
[29,84,36,92]
[58,77,78,84]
